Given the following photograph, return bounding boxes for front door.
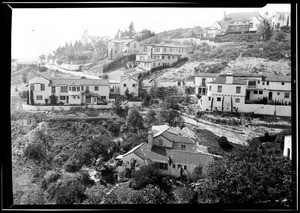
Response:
[202,88,206,95]
[86,96,91,104]
[268,92,273,100]
[246,91,250,101]
[66,96,69,104]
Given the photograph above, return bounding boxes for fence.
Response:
[239,104,291,117]
[23,103,113,111]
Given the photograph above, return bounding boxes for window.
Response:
[209,86,211,91]
[123,84,126,87]
[178,82,181,86]
[181,145,186,149]
[284,93,289,98]
[157,162,168,170]
[95,86,98,91]
[235,98,240,103]
[177,164,182,169]
[168,56,170,60]
[172,164,175,169]
[217,97,221,102]
[86,86,89,91]
[101,96,106,99]
[60,96,66,100]
[277,92,280,95]
[36,95,43,100]
[41,84,45,91]
[164,48,166,52]
[77,87,80,91]
[266,81,269,85]
[94,97,97,102]
[30,84,34,91]
[69,87,72,91]
[254,90,258,94]
[208,97,211,101]
[81,86,84,91]
[61,86,68,93]
[259,91,263,94]
[51,86,56,93]
[153,63,155,66]
[72,87,76,91]
[132,84,136,87]
[162,56,164,59]
[262,81,265,85]
[248,81,256,86]
[217,86,222,93]
[184,165,187,170]
[236,86,241,94]
[258,80,260,84]
[281,82,285,85]
[158,63,160,66]
[158,139,163,146]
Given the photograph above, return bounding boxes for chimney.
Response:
[226,73,233,84]
[148,129,154,150]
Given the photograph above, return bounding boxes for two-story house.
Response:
[136,44,186,71]
[119,75,139,97]
[199,72,292,115]
[28,75,110,105]
[194,73,219,96]
[107,39,140,60]
[118,125,219,178]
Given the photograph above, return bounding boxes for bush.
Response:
[190,165,204,181]
[174,187,197,204]
[64,158,82,173]
[38,66,48,72]
[131,163,159,189]
[24,143,46,162]
[19,90,27,99]
[217,136,233,150]
[79,170,95,187]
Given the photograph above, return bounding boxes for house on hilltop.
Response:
[107,39,140,60]
[119,75,139,97]
[118,125,220,178]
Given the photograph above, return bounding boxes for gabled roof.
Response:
[49,78,109,86]
[217,20,230,29]
[110,39,136,44]
[208,76,247,85]
[152,125,170,137]
[131,143,216,166]
[224,12,257,21]
[120,75,139,82]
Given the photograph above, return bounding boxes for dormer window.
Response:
[158,139,163,146]
[181,145,186,149]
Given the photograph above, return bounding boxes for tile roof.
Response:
[195,73,220,77]
[132,143,215,166]
[264,74,291,82]
[152,125,170,137]
[225,12,256,21]
[208,76,247,85]
[120,75,139,82]
[49,78,109,86]
[149,44,186,48]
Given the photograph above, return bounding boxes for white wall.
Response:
[23,103,113,111]
[283,135,292,160]
[28,76,51,104]
[120,77,139,96]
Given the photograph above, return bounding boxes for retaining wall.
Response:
[23,103,113,111]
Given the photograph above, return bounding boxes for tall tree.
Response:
[124,105,144,133]
[258,19,272,41]
[128,21,136,39]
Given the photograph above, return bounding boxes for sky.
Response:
[11,4,291,60]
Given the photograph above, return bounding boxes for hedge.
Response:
[103,54,136,72]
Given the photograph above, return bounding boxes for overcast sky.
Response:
[11,4,291,60]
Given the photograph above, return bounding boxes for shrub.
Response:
[79,170,95,187]
[49,94,58,105]
[217,136,233,150]
[19,90,27,99]
[24,143,46,162]
[190,165,204,181]
[131,163,159,189]
[64,158,82,173]
[174,187,197,204]
[38,66,48,72]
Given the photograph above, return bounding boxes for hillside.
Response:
[152,40,291,81]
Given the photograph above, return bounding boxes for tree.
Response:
[217,136,233,150]
[124,105,144,133]
[124,88,133,101]
[145,110,157,126]
[131,163,159,189]
[128,21,136,39]
[197,146,295,207]
[22,73,28,83]
[190,165,204,181]
[24,143,46,163]
[39,54,46,65]
[274,31,286,42]
[49,94,58,105]
[258,19,272,41]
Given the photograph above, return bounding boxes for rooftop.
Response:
[131,143,216,166]
[208,76,247,85]
[48,78,109,86]
[264,74,291,82]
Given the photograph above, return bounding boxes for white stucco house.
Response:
[119,75,139,97]
[27,75,110,105]
[136,43,186,71]
[107,39,140,60]
[118,125,220,178]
